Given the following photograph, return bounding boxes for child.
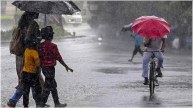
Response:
[39,26,73,107]
[22,38,42,107]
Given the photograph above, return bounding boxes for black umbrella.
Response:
[121,23,132,32]
[12,1,81,26]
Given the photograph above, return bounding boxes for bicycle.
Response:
[144,51,160,96]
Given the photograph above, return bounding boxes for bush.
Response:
[1,16,14,20]
[1,25,72,41]
[52,24,71,37]
[1,29,13,41]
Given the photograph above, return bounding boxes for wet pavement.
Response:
[1,24,192,107]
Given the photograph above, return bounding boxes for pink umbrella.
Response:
[131,16,171,38]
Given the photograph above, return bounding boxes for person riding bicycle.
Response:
[143,35,167,85]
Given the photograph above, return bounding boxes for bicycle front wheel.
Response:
[149,79,155,96]
[149,62,155,96]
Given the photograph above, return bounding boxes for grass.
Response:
[1,16,14,20]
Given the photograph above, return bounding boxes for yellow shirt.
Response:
[22,48,40,73]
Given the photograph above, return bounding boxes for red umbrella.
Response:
[131,16,171,38]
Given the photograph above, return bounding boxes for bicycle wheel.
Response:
[149,62,155,96]
[149,78,154,96]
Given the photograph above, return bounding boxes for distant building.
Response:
[81,1,91,23]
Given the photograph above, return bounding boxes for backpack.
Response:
[9,27,25,56]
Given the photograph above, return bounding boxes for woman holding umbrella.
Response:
[8,1,80,107]
[7,11,45,107]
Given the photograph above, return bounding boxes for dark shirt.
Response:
[40,40,62,67]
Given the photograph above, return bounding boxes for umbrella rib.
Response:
[135,20,151,33]
[157,21,171,32]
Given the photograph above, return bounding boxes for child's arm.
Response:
[34,51,40,66]
[59,60,73,72]
[54,45,73,72]
[33,50,41,72]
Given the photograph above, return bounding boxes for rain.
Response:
[1,1,192,107]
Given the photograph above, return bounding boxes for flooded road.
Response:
[1,26,192,107]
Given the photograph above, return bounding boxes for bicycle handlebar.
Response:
[142,50,164,52]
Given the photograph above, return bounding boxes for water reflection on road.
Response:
[1,35,192,107]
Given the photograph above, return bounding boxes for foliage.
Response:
[1,16,14,20]
[52,24,71,37]
[1,25,71,41]
[87,1,192,48]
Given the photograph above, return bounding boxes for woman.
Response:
[7,11,45,107]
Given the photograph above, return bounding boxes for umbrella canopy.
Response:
[12,1,81,26]
[131,16,171,38]
[12,1,80,15]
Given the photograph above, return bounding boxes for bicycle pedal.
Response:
[143,83,149,85]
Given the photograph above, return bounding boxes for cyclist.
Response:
[142,35,167,85]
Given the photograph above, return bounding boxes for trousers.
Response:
[142,51,163,78]
[41,67,60,105]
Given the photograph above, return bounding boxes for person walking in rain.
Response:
[7,11,45,107]
[39,26,73,107]
[128,32,143,62]
[121,23,143,62]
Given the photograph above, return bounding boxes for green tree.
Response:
[87,1,192,48]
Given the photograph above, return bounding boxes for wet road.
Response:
[1,24,192,107]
